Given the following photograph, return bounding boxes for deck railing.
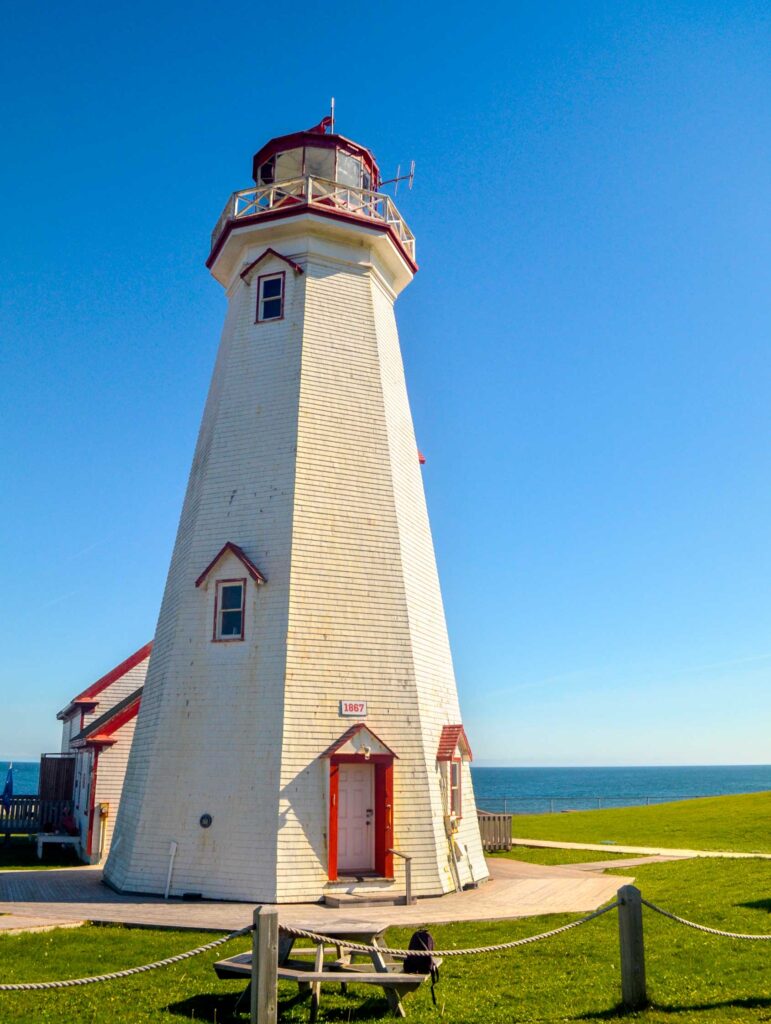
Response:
[476,810,513,852]
[0,796,69,835]
[210,176,416,260]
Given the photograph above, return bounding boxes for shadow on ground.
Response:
[579,996,771,1019]
[738,898,771,912]
[167,990,398,1022]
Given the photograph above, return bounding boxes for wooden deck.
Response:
[0,857,633,933]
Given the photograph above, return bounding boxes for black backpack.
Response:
[403,929,440,1005]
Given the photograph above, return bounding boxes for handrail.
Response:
[210,176,415,260]
[387,848,414,905]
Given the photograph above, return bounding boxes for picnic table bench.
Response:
[214,921,434,1019]
[35,834,81,860]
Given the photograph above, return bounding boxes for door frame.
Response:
[328,754,393,881]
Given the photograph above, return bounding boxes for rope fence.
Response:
[0,923,253,992]
[1,885,769,1015]
[279,902,620,957]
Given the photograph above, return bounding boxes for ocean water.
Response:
[5,760,770,814]
[471,764,771,814]
[1,761,41,795]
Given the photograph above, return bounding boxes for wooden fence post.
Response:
[251,906,278,1024]
[617,885,647,1010]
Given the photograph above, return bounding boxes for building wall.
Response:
[105,218,487,901]
[94,717,139,859]
[105,252,302,900]
[80,659,149,730]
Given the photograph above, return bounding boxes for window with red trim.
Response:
[214,580,245,641]
[257,273,284,322]
[450,759,462,817]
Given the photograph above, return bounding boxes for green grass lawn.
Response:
[0,836,81,871]
[511,791,771,854]
[1,856,769,1022]
[493,847,647,866]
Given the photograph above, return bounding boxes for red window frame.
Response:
[256,271,285,323]
[450,757,462,818]
[212,578,246,642]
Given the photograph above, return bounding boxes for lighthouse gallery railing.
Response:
[211,176,416,260]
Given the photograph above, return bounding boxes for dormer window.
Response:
[437,724,472,821]
[215,580,245,641]
[257,273,285,322]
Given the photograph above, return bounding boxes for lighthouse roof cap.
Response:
[251,130,380,186]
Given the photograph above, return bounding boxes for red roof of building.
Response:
[436,724,472,761]
[71,688,142,748]
[194,542,266,588]
[321,723,397,759]
[56,642,153,720]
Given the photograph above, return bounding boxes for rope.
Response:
[641,898,771,941]
[0,924,253,991]
[280,901,620,958]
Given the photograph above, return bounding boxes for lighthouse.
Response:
[104,122,488,903]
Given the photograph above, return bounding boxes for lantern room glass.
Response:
[256,145,370,189]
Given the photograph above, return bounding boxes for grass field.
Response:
[1,856,769,1022]
[0,837,81,871]
[511,791,771,853]
[1,794,769,1021]
[492,846,645,866]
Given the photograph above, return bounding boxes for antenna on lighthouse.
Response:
[381,160,416,195]
[330,97,335,134]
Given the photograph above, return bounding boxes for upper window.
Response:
[215,580,245,641]
[257,273,285,323]
[450,760,462,817]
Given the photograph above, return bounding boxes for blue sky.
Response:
[1,1,770,765]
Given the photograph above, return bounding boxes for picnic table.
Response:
[35,834,80,860]
[214,920,432,1019]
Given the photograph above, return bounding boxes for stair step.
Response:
[323,892,406,908]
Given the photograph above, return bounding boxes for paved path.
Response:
[0,858,632,933]
[511,838,771,859]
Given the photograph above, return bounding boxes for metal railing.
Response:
[210,176,416,260]
[478,794,710,815]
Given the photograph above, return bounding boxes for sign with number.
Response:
[340,700,367,717]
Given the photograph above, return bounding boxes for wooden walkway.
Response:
[0,859,632,934]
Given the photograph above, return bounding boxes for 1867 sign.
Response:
[340,700,367,717]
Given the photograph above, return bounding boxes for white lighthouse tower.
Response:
[105,121,488,903]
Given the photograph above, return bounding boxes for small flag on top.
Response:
[1,763,12,812]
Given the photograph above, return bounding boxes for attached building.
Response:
[56,642,151,862]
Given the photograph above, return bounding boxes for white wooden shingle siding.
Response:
[105,205,487,901]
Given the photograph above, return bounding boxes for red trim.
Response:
[251,131,380,188]
[212,577,247,642]
[241,248,303,280]
[437,724,473,761]
[328,763,339,882]
[207,203,418,276]
[195,541,266,588]
[58,642,152,717]
[374,761,394,877]
[255,271,286,324]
